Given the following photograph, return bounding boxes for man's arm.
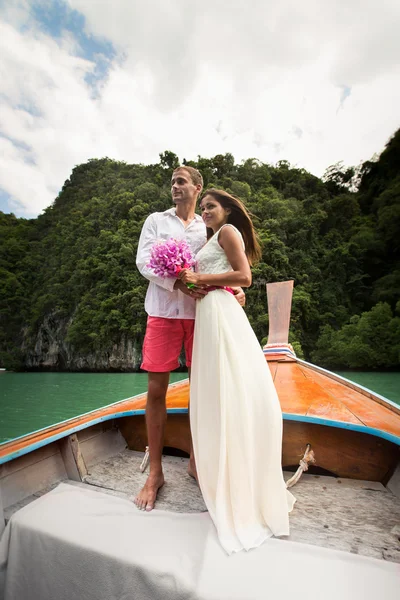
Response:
[136,214,176,292]
[232,287,246,307]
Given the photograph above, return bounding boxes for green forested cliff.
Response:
[1,131,399,371]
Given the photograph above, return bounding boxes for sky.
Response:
[0,0,399,218]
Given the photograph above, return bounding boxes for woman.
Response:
[179,189,295,555]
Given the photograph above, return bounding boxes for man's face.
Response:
[171,169,201,205]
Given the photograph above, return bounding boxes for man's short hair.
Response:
[173,166,203,188]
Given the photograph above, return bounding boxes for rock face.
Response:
[23,314,142,372]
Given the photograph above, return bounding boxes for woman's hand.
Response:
[179,269,200,286]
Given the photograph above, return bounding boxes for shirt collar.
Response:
[166,207,203,222]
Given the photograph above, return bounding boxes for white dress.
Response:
[190,224,296,555]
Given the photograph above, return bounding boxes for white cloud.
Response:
[0,0,399,217]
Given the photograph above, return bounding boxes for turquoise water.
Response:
[0,370,399,444]
[0,372,187,444]
[335,371,400,405]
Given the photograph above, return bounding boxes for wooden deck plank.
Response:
[268,361,279,382]
[272,362,315,414]
[306,398,362,423]
[318,377,400,436]
[273,362,362,424]
[273,362,400,439]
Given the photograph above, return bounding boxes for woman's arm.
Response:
[179,226,252,288]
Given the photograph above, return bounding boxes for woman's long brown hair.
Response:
[201,188,262,265]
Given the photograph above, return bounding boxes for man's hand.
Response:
[232,287,246,307]
[174,279,208,300]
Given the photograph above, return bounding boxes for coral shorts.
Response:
[140,317,195,372]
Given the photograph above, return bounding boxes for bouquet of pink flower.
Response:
[148,238,196,287]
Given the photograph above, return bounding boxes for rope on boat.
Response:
[286,444,316,488]
[139,446,150,472]
[138,444,316,485]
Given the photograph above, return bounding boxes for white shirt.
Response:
[136,208,206,319]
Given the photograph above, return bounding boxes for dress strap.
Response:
[216,224,245,250]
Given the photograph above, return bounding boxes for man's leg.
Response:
[134,371,170,511]
[135,316,182,510]
[186,366,198,481]
[183,319,198,482]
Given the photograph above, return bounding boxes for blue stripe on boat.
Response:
[1,407,399,466]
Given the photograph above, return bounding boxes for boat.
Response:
[0,281,399,599]
[262,281,400,486]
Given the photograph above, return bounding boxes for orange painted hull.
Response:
[271,359,400,440]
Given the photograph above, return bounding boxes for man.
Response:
[135,166,244,511]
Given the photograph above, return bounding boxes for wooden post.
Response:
[266,280,294,344]
[59,434,88,482]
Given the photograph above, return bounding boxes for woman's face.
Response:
[200,195,230,233]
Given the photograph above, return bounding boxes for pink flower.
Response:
[147,238,195,278]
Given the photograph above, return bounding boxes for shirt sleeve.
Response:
[136,214,177,292]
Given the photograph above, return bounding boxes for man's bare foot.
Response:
[134,472,165,511]
[187,458,198,483]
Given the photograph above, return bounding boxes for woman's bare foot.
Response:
[187,458,198,483]
[134,472,165,511]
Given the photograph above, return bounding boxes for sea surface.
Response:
[0,372,187,443]
[0,370,399,444]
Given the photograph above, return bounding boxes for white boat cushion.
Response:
[0,483,398,600]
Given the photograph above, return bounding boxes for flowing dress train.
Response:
[190,224,295,555]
